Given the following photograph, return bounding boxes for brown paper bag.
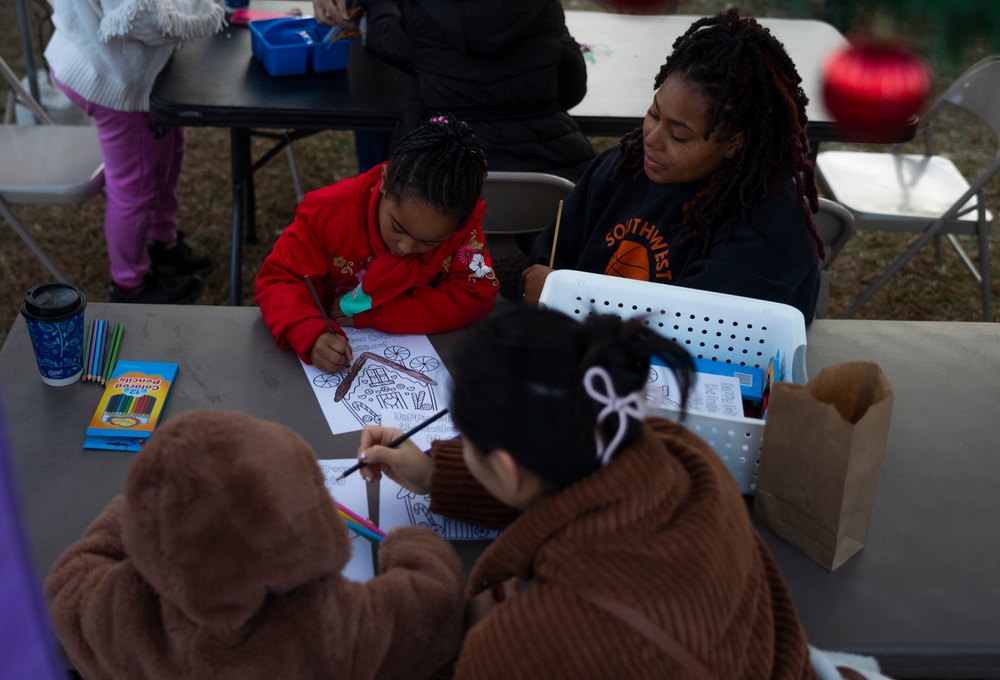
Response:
[754,361,894,571]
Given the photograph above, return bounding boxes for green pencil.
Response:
[101,323,124,385]
[98,323,114,385]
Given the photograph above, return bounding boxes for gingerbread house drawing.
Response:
[393,485,497,539]
[333,351,439,428]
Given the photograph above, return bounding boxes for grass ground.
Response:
[2,0,998,348]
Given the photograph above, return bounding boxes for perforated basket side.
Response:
[538,270,808,494]
[653,407,766,492]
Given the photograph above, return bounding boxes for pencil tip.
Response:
[334,473,345,481]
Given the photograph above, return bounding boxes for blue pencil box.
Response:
[249,17,352,77]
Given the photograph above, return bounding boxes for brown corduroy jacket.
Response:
[428,417,818,680]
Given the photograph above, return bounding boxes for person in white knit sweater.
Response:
[44,0,223,304]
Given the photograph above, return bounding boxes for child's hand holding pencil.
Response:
[304,275,353,373]
[310,333,353,373]
[350,420,441,493]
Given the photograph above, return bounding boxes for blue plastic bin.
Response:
[249,17,351,77]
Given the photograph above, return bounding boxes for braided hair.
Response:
[612,9,823,257]
[448,306,695,489]
[383,114,489,226]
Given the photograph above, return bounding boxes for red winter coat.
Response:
[255,163,498,362]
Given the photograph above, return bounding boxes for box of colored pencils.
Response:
[83,360,179,451]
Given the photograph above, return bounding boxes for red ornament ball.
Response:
[822,38,932,138]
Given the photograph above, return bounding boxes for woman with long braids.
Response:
[521,9,824,322]
[256,114,498,373]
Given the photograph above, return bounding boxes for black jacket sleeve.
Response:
[556,24,587,111]
[364,0,414,73]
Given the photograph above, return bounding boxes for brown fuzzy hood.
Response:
[121,410,350,631]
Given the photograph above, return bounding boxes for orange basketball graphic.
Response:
[605,241,650,280]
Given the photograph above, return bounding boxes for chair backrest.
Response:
[480,171,575,236]
[920,54,1000,155]
[813,198,855,319]
[1,53,51,124]
[814,197,854,269]
[1,51,103,282]
[479,171,575,301]
[0,52,103,205]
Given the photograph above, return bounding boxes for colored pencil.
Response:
[103,323,117,384]
[87,318,99,382]
[335,500,386,538]
[336,408,449,480]
[548,199,564,269]
[303,274,337,336]
[82,318,93,385]
[90,319,105,382]
[101,323,124,384]
[95,319,108,383]
[98,322,115,385]
[337,511,384,543]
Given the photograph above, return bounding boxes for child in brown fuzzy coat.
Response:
[44,410,464,680]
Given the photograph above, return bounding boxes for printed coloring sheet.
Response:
[380,478,502,541]
[645,365,743,418]
[317,459,375,582]
[301,328,459,451]
[305,332,497,542]
[319,459,500,550]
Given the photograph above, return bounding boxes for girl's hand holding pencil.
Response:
[310,332,353,373]
[354,425,435,494]
[304,275,353,372]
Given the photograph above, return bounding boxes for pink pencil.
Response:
[335,500,386,538]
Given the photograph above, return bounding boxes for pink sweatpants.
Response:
[54,78,186,288]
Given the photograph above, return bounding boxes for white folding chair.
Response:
[0,53,104,283]
[815,54,1000,321]
[813,197,855,319]
[480,171,575,301]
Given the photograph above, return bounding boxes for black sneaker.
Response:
[148,231,211,277]
[108,271,202,305]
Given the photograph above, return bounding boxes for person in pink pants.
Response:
[45,0,222,303]
[55,85,206,302]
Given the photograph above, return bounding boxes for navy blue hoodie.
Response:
[525,146,821,322]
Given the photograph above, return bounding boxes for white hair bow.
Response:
[583,365,648,465]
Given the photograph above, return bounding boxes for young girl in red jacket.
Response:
[255,115,498,373]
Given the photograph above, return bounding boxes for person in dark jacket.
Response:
[520,9,824,323]
[359,0,596,182]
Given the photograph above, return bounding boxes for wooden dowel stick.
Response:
[548,199,564,269]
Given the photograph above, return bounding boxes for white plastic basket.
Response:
[538,270,808,495]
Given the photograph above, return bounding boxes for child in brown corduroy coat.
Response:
[44,410,464,680]
[356,306,893,680]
